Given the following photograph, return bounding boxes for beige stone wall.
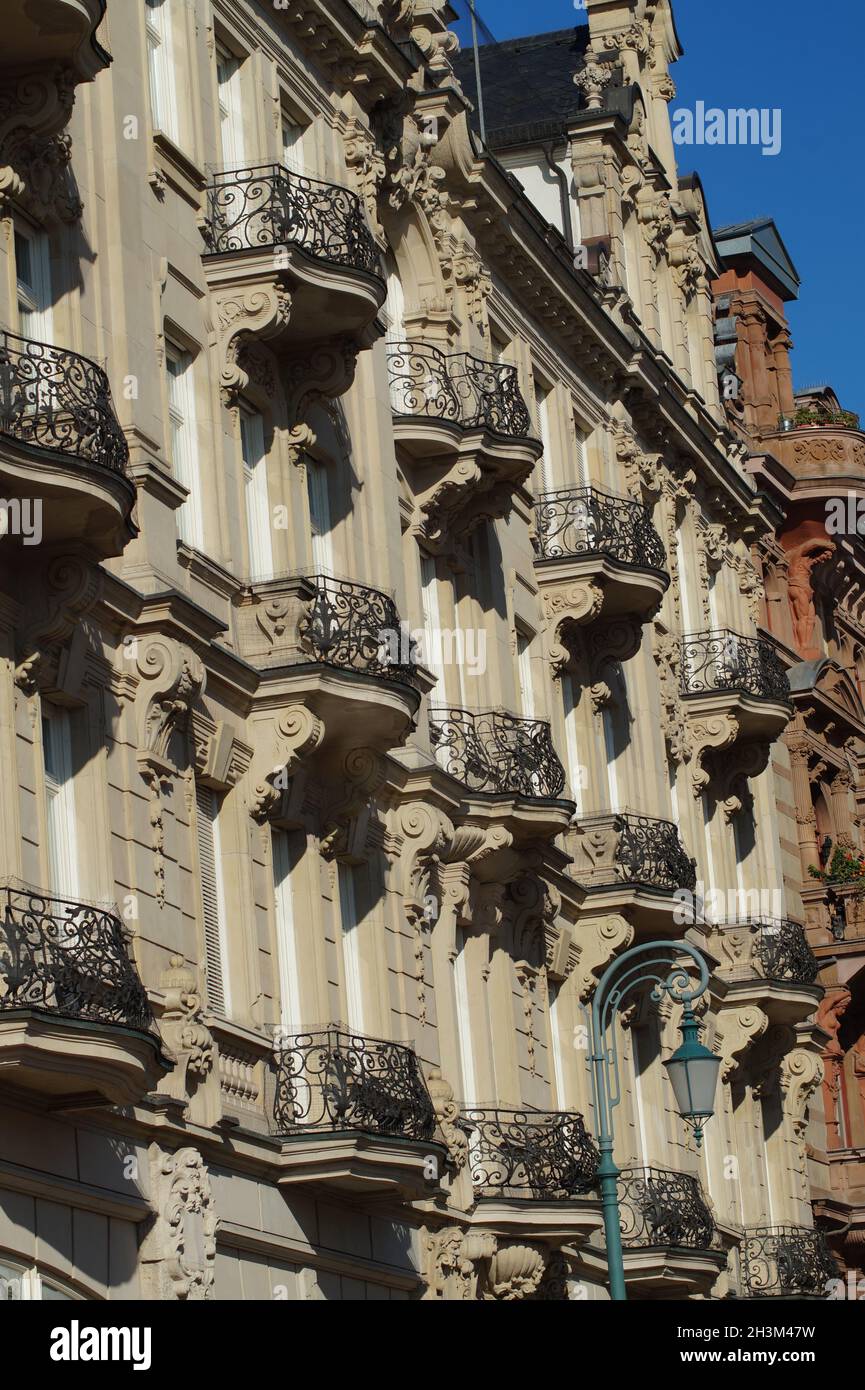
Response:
[0,0,827,1301]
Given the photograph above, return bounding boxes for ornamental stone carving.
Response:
[14,554,103,697]
[141,1146,218,1300]
[422,1228,496,1300]
[156,956,214,1111]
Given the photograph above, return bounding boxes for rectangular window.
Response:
[145,0,180,143]
[195,784,231,1015]
[337,863,365,1032]
[42,706,79,899]
[217,44,246,168]
[14,228,52,341]
[281,116,306,176]
[272,829,303,1032]
[166,346,203,550]
[574,418,589,487]
[306,458,332,572]
[420,553,446,693]
[241,410,272,579]
[516,630,535,718]
[536,385,554,494]
[562,672,583,815]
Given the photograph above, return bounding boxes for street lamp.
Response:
[584,940,721,1302]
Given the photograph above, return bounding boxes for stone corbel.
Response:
[214,280,293,405]
[687,712,741,799]
[0,67,78,214]
[781,1048,823,1140]
[653,627,692,765]
[574,913,635,1002]
[283,338,362,422]
[612,415,663,503]
[14,555,103,698]
[140,1145,218,1301]
[542,581,605,677]
[319,748,389,862]
[707,741,771,822]
[410,456,484,554]
[344,117,386,243]
[711,924,758,979]
[249,705,326,825]
[389,801,456,1024]
[483,1243,549,1301]
[716,1003,769,1082]
[585,617,643,710]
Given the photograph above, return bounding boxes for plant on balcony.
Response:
[792,406,861,430]
[808,843,865,889]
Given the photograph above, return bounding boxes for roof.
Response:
[452,26,602,146]
[713,217,801,302]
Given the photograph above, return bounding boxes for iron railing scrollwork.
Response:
[680,630,791,702]
[0,330,128,474]
[298,573,419,686]
[533,486,667,571]
[716,918,819,984]
[272,1026,436,1142]
[603,812,698,893]
[0,887,153,1033]
[618,1166,716,1249]
[203,163,381,278]
[740,1225,838,1298]
[429,707,567,800]
[387,340,535,439]
[461,1107,600,1199]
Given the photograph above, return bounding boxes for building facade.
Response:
[0,0,838,1301]
[712,218,865,1289]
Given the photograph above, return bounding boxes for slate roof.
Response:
[452,25,622,147]
[713,217,800,301]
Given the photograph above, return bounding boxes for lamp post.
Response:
[584,940,721,1303]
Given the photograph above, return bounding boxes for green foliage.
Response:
[809,844,865,884]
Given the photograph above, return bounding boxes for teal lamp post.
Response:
[584,940,721,1302]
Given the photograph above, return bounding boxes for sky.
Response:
[450,1,865,417]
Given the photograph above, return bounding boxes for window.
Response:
[384,266,405,342]
[217,44,246,167]
[0,1261,76,1301]
[14,227,52,340]
[420,553,446,692]
[241,410,272,578]
[195,785,231,1015]
[145,0,180,144]
[166,346,203,550]
[535,384,554,494]
[272,829,303,1032]
[306,458,332,571]
[574,417,590,487]
[337,863,365,1031]
[516,630,535,718]
[281,115,306,176]
[42,706,79,899]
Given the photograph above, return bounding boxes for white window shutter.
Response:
[196,784,230,1014]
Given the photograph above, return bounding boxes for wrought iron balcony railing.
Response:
[298,573,419,686]
[461,1107,600,1199]
[721,918,819,985]
[0,330,128,474]
[387,340,535,440]
[272,1026,437,1142]
[429,707,567,800]
[577,812,698,894]
[202,163,381,278]
[740,1225,838,1299]
[0,886,153,1033]
[680,631,791,703]
[618,1166,717,1250]
[533,486,667,571]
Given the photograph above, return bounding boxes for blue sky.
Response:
[451,1,864,416]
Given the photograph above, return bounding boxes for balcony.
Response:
[0,330,133,556]
[739,1225,839,1299]
[0,886,166,1106]
[767,412,865,495]
[387,341,541,557]
[569,812,697,935]
[712,918,821,1026]
[679,630,792,798]
[532,488,669,662]
[5,0,111,81]
[428,707,573,841]
[202,163,384,354]
[235,572,426,766]
[616,1165,724,1295]
[461,1106,601,1243]
[273,1026,444,1195]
